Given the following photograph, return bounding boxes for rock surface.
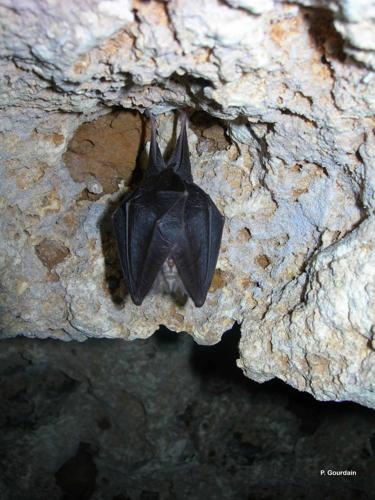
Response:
[0,0,374,407]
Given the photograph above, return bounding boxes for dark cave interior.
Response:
[0,323,374,500]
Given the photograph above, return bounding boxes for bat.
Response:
[112,112,224,307]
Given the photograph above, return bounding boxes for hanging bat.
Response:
[112,112,224,307]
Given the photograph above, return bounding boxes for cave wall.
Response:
[0,0,374,408]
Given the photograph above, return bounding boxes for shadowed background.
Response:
[0,324,374,500]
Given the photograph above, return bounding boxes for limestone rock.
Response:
[0,0,374,408]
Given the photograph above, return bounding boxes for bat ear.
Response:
[167,112,193,183]
[145,114,166,177]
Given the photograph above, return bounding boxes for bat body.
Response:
[112,113,224,307]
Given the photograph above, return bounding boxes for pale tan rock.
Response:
[239,217,375,408]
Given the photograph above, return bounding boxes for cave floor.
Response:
[0,327,374,500]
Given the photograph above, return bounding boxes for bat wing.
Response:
[172,184,224,307]
[112,189,184,305]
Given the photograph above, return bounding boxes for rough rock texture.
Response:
[0,1,374,407]
[1,332,375,500]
